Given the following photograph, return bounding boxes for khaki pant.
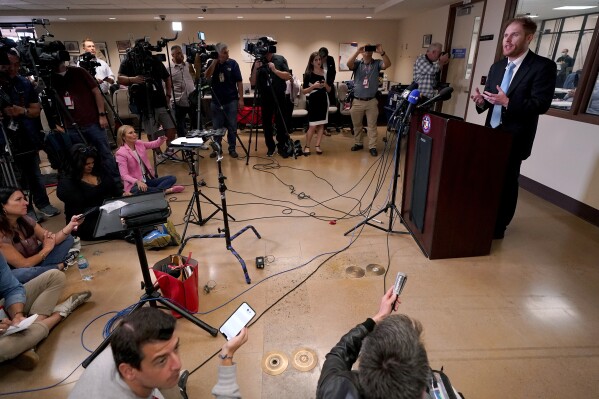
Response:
[0,270,65,362]
[350,98,379,149]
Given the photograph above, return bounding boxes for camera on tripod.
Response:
[183,42,217,65]
[1,36,69,80]
[244,36,277,61]
[77,51,101,76]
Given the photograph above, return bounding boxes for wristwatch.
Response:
[98,112,108,116]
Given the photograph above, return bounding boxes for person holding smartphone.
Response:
[347,43,391,157]
[70,307,249,399]
[302,52,330,155]
[316,287,430,398]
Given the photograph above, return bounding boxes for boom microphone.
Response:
[417,86,453,108]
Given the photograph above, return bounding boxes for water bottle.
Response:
[77,255,93,281]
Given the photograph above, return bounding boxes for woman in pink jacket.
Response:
[115,125,184,195]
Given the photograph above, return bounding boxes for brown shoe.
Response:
[13,348,39,370]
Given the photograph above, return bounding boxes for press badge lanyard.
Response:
[64,91,74,109]
[361,62,374,89]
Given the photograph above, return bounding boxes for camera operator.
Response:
[249,38,291,157]
[413,43,449,105]
[80,39,115,96]
[117,39,176,159]
[169,45,197,137]
[48,41,121,186]
[205,42,244,159]
[347,43,391,157]
[0,48,61,220]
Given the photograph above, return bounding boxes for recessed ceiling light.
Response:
[109,17,116,20]
[325,16,332,19]
[197,16,204,19]
[59,17,67,20]
[525,14,539,18]
[285,16,291,19]
[366,16,372,19]
[153,16,160,19]
[554,6,597,10]
[237,16,244,19]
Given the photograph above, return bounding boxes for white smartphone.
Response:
[219,302,256,341]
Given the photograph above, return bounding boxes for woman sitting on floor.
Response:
[115,125,184,195]
[0,187,83,283]
[56,144,126,241]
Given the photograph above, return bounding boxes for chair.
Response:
[292,91,309,131]
[336,82,353,134]
[112,88,139,128]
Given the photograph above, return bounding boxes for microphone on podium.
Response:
[417,86,454,109]
[400,89,420,126]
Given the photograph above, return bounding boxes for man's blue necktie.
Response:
[490,61,515,128]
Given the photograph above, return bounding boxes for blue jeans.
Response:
[211,100,238,153]
[131,175,176,195]
[11,235,74,283]
[67,124,120,183]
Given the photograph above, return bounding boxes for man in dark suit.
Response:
[471,17,556,239]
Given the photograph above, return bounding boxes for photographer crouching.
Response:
[248,37,291,158]
[118,38,177,160]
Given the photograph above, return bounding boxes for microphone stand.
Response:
[344,103,416,236]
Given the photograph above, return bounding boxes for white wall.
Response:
[394,6,451,84]
[465,0,599,210]
[41,20,399,83]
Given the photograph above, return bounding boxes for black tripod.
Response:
[178,140,261,284]
[82,195,217,368]
[344,105,413,236]
[173,140,234,243]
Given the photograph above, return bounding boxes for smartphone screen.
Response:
[198,31,205,41]
[364,45,376,52]
[219,302,256,340]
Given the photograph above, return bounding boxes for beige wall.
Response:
[43,20,399,83]
[393,5,450,84]
[466,0,599,210]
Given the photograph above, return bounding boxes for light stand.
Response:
[82,193,217,368]
[171,140,234,243]
[178,140,261,284]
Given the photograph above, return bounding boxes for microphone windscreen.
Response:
[406,81,419,91]
[407,89,420,105]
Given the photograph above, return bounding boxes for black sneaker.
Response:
[267,149,275,157]
[229,150,239,158]
[351,144,364,151]
[369,148,378,157]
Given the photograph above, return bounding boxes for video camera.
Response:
[182,31,218,65]
[244,36,277,61]
[122,37,168,76]
[77,51,101,76]
[1,36,69,80]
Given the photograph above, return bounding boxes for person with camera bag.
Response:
[249,38,291,157]
[118,39,177,160]
[205,42,244,159]
[0,48,61,221]
[347,43,391,157]
[413,43,449,105]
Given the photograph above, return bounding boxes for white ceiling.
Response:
[0,0,596,24]
[0,0,458,22]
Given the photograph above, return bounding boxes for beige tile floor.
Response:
[1,127,599,398]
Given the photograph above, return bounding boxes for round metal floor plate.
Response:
[261,351,289,376]
[291,348,318,372]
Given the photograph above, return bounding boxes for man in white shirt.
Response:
[170,45,198,137]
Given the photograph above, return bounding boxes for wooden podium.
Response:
[401,111,512,259]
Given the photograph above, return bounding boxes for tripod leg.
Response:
[227,245,252,284]
[155,297,218,336]
[236,131,249,157]
[230,225,261,240]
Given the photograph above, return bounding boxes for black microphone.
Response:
[400,89,420,127]
[417,86,454,108]
[388,82,419,131]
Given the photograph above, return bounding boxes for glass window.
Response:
[586,72,599,116]
[516,1,599,122]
